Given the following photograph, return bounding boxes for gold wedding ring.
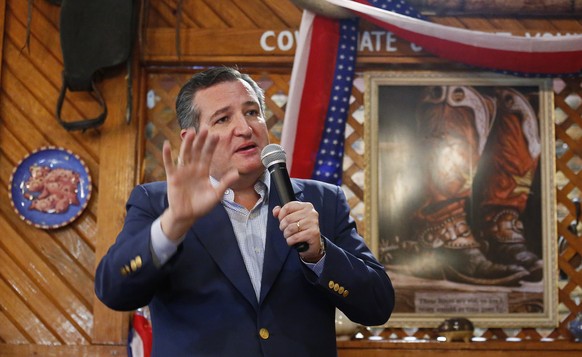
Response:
[296,221,301,232]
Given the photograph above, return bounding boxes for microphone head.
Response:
[261,144,287,168]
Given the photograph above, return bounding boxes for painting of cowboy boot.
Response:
[365,72,557,327]
[474,88,544,281]
[410,85,530,286]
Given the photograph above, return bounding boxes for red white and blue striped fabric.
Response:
[334,0,582,76]
[281,12,358,181]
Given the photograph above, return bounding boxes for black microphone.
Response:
[261,144,309,252]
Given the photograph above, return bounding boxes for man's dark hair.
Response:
[175,67,266,130]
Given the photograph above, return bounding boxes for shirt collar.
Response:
[210,170,270,203]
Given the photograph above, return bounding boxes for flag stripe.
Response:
[289,16,341,178]
[311,18,359,185]
[280,11,315,170]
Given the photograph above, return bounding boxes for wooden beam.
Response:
[142,21,582,67]
[91,65,139,343]
[337,340,582,357]
[142,28,433,66]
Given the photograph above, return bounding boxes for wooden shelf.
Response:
[337,339,582,357]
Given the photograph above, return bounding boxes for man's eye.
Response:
[246,110,259,116]
[214,117,228,124]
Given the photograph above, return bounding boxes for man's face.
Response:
[191,79,269,182]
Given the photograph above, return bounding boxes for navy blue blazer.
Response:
[95,178,394,357]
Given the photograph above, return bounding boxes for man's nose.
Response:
[233,115,252,136]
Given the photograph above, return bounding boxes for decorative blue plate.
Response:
[9,146,92,229]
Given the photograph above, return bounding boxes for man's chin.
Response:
[237,164,265,177]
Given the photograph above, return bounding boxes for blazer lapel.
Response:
[194,205,258,309]
[259,180,304,303]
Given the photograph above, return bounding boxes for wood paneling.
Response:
[144,0,302,28]
[91,64,139,345]
[0,0,131,350]
[0,0,5,85]
[0,345,126,357]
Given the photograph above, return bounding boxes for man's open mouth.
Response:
[236,144,257,153]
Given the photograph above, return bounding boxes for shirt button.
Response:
[259,328,270,340]
[328,280,335,289]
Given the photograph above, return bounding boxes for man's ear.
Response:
[180,128,196,140]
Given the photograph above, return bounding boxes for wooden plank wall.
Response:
[0,0,581,356]
[0,0,136,355]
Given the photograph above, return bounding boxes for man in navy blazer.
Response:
[95,67,394,356]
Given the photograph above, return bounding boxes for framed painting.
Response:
[364,71,558,327]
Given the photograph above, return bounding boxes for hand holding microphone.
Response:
[261,144,312,253]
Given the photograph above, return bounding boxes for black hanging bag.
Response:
[56,0,136,131]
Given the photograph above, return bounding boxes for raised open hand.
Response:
[160,128,238,240]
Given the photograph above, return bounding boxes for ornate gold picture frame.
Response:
[364,71,558,327]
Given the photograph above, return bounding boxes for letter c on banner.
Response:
[260,31,276,51]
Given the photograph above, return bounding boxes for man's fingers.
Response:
[162,140,174,173]
[199,133,219,169]
[215,169,239,196]
[272,206,282,219]
[276,202,319,238]
[179,128,196,165]
[190,128,208,159]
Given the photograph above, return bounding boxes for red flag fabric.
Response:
[128,310,152,357]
